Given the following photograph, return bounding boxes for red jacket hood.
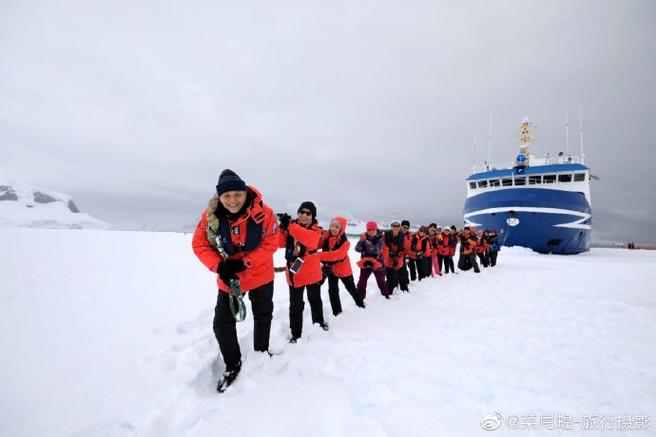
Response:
[331,216,348,237]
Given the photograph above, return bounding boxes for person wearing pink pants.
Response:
[428,225,442,277]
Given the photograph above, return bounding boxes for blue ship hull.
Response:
[463,188,591,254]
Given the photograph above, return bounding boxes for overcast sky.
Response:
[1,0,655,242]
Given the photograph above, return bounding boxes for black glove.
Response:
[363,261,373,268]
[416,251,423,258]
[321,263,332,277]
[277,213,292,231]
[218,259,246,283]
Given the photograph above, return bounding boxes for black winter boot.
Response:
[217,360,242,393]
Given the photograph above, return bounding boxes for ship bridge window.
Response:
[502,178,513,186]
[489,179,500,187]
[543,174,556,184]
[529,175,542,184]
[469,182,477,189]
[573,173,586,182]
[558,174,572,183]
[478,180,488,188]
[514,177,526,186]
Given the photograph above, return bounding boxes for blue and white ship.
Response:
[463,118,591,254]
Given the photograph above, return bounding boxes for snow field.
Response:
[0,227,654,436]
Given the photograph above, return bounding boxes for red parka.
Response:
[476,236,490,254]
[192,186,278,293]
[437,233,451,257]
[410,232,431,258]
[404,231,416,259]
[319,217,353,278]
[278,219,323,288]
[382,230,405,270]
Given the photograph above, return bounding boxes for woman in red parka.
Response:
[319,216,365,316]
[277,201,328,343]
[382,220,409,293]
[192,169,278,392]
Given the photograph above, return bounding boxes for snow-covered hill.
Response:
[0,181,110,229]
[0,228,654,437]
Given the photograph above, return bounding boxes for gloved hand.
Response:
[416,251,423,258]
[218,259,246,284]
[277,213,292,231]
[363,261,373,268]
[321,263,332,276]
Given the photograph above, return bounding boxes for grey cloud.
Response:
[1,0,655,243]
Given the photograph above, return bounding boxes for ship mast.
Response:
[516,117,535,167]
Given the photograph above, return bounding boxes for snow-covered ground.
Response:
[1,227,654,437]
[0,181,110,230]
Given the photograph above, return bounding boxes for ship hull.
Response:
[463,188,591,254]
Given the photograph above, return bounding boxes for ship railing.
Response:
[472,154,585,174]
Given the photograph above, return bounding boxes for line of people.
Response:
[191,169,501,392]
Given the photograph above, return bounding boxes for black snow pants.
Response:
[213,281,274,370]
[327,273,365,315]
[289,282,325,339]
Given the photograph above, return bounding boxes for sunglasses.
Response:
[298,209,312,216]
[391,224,400,228]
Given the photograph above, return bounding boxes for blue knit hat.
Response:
[216,169,246,196]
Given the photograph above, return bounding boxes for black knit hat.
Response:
[401,220,410,227]
[216,169,246,196]
[297,201,317,218]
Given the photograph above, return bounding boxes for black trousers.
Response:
[417,257,431,280]
[327,274,365,315]
[478,252,490,268]
[407,258,418,281]
[213,281,274,370]
[385,267,409,293]
[289,282,325,338]
[458,253,480,273]
[489,251,498,267]
[444,255,455,273]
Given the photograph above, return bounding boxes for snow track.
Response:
[1,228,654,436]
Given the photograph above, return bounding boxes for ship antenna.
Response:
[578,106,585,163]
[488,110,493,164]
[472,131,478,167]
[565,97,570,155]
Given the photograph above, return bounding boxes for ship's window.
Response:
[543,174,556,184]
[558,174,572,183]
[469,182,477,189]
[529,175,542,185]
[573,173,586,182]
[514,177,526,186]
[502,178,513,186]
[489,179,500,187]
[478,180,488,188]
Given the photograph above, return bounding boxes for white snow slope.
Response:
[0,181,110,229]
[0,227,654,437]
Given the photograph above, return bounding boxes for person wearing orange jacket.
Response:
[437,227,456,274]
[401,220,418,281]
[319,216,365,315]
[355,221,390,300]
[475,229,490,268]
[412,226,432,280]
[428,224,442,277]
[457,226,480,273]
[382,220,409,293]
[192,169,278,392]
[277,201,327,343]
